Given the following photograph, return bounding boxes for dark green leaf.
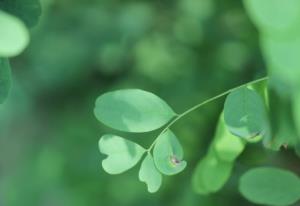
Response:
[239,167,300,206]
[0,58,11,104]
[94,89,176,133]
[153,130,186,175]
[99,134,146,174]
[0,0,42,28]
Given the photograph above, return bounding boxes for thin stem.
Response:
[147,76,269,151]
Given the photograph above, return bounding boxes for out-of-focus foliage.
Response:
[1,0,299,206]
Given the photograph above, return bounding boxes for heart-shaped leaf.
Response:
[224,87,268,139]
[192,149,233,194]
[139,153,162,193]
[153,130,186,175]
[213,113,246,162]
[99,134,146,174]
[0,10,29,57]
[0,58,11,104]
[94,89,176,133]
[239,167,300,206]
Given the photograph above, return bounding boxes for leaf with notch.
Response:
[99,134,146,174]
[139,153,162,193]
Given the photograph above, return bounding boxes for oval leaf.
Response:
[0,58,11,104]
[139,153,162,193]
[224,87,268,139]
[0,10,29,57]
[192,150,233,194]
[153,130,186,175]
[213,114,246,162]
[99,134,146,174]
[239,167,300,206]
[94,89,176,132]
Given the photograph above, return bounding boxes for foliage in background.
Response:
[1,0,300,206]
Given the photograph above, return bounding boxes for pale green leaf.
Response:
[213,114,246,162]
[261,36,300,92]
[224,87,268,139]
[99,134,146,174]
[139,153,162,193]
[239,167,300,206]
[0,58,11,104]
[153,130,186,175]
[244,0,300,35]
[192,150,233,194]
[264,90,299,150]
[0,10,29,57]
[94,89,176,132]
[293,92,300,137]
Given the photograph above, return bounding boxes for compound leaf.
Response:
[94,89,176,133]
[99,134,146,174]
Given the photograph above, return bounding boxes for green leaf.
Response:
[264,90,299,150]
[94,89,176,133]
[261,37,300,93]
[0,58,11,104]
[293,92,300,137]
[224,87,268,139]
[244,0,300,35]
[192,150,233,194]
[213,114,246,162]
[239,167,300,206]
[139,153,162,193]
[0,0,42,28]
[99,134,146,174]
[0,10,29,57]
[153,130,186,175]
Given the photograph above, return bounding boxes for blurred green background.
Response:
[1,0,293,205]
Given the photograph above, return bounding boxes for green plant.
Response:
[94,2,300,204]
[95,76,300,204]
[0,0,41,104]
